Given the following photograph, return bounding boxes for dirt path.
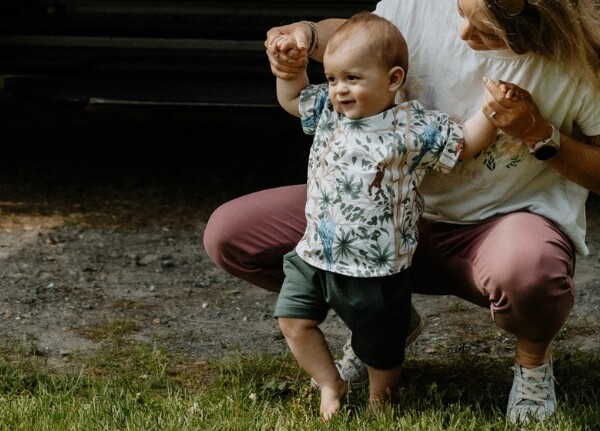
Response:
[0,97,598,369]
[1,196,598,369]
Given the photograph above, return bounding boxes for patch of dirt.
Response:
[0,96,598,370]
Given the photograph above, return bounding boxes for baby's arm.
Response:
[272,35,310,118]
[460,77,531,160]
[460,108,497,160]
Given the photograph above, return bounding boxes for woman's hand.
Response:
[265,23,310,80]
[482,78,552,147]
[482,78,600,192]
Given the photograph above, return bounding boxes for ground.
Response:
[0,96,598,370]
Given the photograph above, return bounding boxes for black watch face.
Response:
[534,145,558,160]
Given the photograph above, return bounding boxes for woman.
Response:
[204,0,600,423]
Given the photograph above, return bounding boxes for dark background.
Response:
[0,0,379,220]
[0,94,312,222]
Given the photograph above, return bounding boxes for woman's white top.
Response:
[375,0,600,255]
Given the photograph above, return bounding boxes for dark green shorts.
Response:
[275,251,411,369]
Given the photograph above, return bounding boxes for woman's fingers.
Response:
[482,78,547,141]
[265,23,311,56]
[484,77,511,106]
[266,49,308,80]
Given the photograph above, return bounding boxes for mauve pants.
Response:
[203,184,575,344]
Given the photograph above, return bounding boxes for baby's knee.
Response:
[278,317,316,341]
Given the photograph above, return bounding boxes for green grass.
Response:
[0,341,598,430]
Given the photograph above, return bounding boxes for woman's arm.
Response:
[546,134,600,194]
[484,79,600,194]
[307,19,347,61]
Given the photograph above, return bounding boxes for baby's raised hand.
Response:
[266,32,308,79]
[498,80,528,102]
[272,35,303,55]
[483,77,544,142]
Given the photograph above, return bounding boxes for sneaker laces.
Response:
[512,366,553,405]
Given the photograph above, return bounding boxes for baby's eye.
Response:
[347,75,359,81]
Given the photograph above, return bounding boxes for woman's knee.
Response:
[203,201,241,270]
[478,214,575,339]
[479,213,575,302]
[202,185,307,291]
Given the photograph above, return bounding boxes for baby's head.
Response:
[326,12,409,83]
[323,12,409,119]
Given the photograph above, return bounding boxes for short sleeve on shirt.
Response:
[299,83,330,135]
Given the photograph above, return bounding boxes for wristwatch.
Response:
[530,124,560,160]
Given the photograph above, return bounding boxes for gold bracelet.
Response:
[300,21,319,57]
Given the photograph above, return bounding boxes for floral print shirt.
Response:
[295,83,464,277]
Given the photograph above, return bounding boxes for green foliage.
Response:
[0,344,598,430]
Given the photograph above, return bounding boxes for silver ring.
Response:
[488,110,496,118]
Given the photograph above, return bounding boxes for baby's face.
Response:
[324,43,397,119]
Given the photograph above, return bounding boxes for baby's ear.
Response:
[388,66,405,91]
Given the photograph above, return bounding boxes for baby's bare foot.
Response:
[319,379,348,421]
[367,397,390,415]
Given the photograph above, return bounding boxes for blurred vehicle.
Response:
[0,0,376,108]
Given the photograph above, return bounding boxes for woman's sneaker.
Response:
[506,360,557,424]
[311,304,424,388]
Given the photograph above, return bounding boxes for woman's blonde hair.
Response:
[479,0,600,90]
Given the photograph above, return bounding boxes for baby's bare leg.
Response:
[278,317,347,421]
[367,365,403,411]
